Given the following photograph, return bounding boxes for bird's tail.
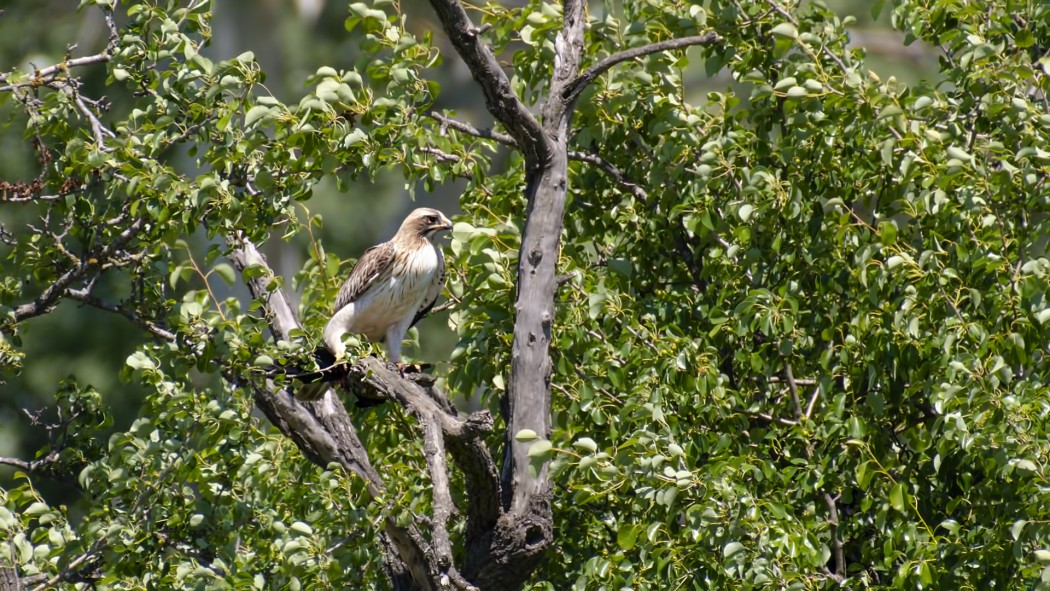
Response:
[292,347,341,401]
[295,381,332,401]
[289,348,389,407]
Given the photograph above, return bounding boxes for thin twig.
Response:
[555,271,577,286]
[0,52,113,93]
[563,33,723,102]
[804,385,820,420]
[419,146,462,163]
[783,361,804,419]
[65,84,115,149]
[568,150,648,201]
[66,288,176,342]
[431,300,456,314]
[768,376,817,386]
[426,110,516,146]
[749,412,799,427]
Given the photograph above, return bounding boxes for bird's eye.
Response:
[425,215,436,223]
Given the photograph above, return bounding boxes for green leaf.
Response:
[870,0,886,19]
[24,502,49,516]
[169,265,186,289]
[527,439,553,459]
[244,105,273,128]
[889,483,906,512]
[607,258,632,277]
[770,23,797,38]
[212,263,236,285]
[737,203,755,222]
[856,460,873,490]
[1012,520,1027,540]
[880,138,895,166]
[617,524,640,551]
[573,437,597,452]
[290,521,313,535]
[0,507,14,529]
[946,146,971,161]
[515,429,539,442]
[723,541,745,558]
[878,221,898,245]
[126,352,155,370]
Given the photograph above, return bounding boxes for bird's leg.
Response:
[385,325,408,376]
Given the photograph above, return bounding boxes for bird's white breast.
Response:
[346,242,440,339]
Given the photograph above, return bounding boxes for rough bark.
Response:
[0,567,21,591]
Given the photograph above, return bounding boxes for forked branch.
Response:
[228,235,498,590]
[425,0,550,166]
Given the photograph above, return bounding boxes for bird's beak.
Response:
[431,215,453,232]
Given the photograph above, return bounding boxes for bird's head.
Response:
[399,207,453,240]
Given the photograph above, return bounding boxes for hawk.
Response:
[296,207,453,400]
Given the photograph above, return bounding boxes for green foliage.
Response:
[2,0,1049,589]
[451,0,1050,589]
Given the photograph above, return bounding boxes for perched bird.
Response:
[296,207,452,400]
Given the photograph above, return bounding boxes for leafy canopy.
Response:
[1,0,1049,589]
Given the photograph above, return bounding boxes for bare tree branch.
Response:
[805,384,821,420]
[420,419,461,586]
[563,33,723,103]
[226,236,382,491]
[227,234,301,334]
[784,361,804,419]
[823,493,846,582]
[427,109,651,204]
[568,149,648,201]
[424,0,550,167]
[0,457,32,471]
[748,412,799,427]
[0,52,113,93]
[424,0,724,585]
[63,84,115,149]
[0,9,117,89]
[418,146,462,164]
[227,238,437,590]
[66,287,176,342]
[11,217,147,324]
[1,565,45,591]
[427,111,516,147]
[343,357,502,559]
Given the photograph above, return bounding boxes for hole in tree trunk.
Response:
[525,525,545,548]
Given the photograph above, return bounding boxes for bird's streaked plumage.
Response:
[296,207,451,400]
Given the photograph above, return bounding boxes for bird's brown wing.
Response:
[333,240,396,312]
[410,246,446,328]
